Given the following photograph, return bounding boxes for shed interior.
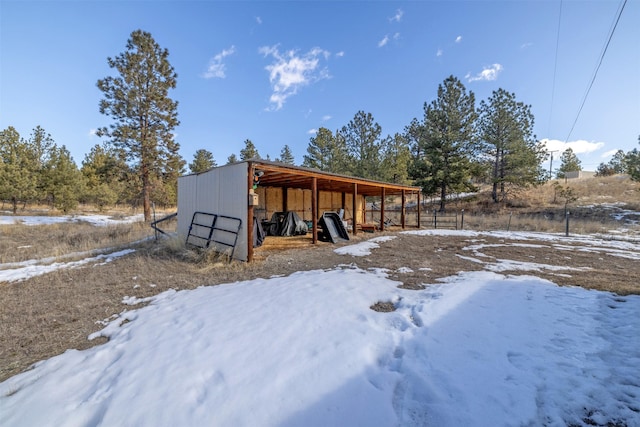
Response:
[247,161,421,260]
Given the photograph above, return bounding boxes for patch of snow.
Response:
[0,214,144,227]
[0,249,135,283]
[334,236,396,256]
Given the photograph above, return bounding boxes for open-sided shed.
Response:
[177,160,421,262]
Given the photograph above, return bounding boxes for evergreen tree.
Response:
[410,75,478,211]
[226,153,238,164]
[595,150,627,177]
[81,143,131,209]
[158,138,185,205]
[96,29,181,221]
[239,139,260,160]
[477,88,545,203]
[0,127,38,213]
[625,137,640,181]
[557,148,582,178]
[189,149,216,173]
[42,145,84,213]
[380,133,411,184]
[302,127,349,173]
[340,111,382,180]
[278,144,295,165]
[26,126,55,202]
[608,150,627,174]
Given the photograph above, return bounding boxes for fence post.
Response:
[507,211,512,231]
[433,210,437,229]
[565,211,570,237]
[461,209,464,230]
[152,202,158,240]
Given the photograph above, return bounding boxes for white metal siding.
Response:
[177,162,249,261]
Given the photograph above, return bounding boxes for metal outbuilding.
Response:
[177,160,422,262]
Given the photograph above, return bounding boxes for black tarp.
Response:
[253,216,265,247]
[265,211,308,236]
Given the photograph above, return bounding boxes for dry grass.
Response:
[0,221,152,264]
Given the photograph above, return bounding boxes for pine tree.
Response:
[0,127,38,213]
[410,76,478,211]
[380,133,411,184]
[625,137,640,181]
[26,126,55,202]
[239,139,260,160]
[557,148,582,178]
[97,29,181,221]
[477,88,545,203]
[596,150,626,177]
[42,145,84,213]
[226,153,238,164]
[189,149,216,173]
[278,145,295,165]
[81,143,130,209]
[609,150,627,174]
[302,127,349,174]
[340,111,382,180]
[159,138,185,205]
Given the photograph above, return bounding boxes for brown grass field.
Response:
[1,176,639,383]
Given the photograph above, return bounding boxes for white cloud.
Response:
[256,16,262,24]
[322,115,331,122]
[307,128,318,135]
[393,32,401,41]
[202,46,236,79]
[88,129,97,137]
[465,64,503,82]
[378,35,389,47]
[336,51,345,58]
[390,9,403,22]
[541,139,605,155]
[436,48,443,57]
[601,149,620,158]
[520,42,533,49]
[259,45,331,111]
[455,35,462,43]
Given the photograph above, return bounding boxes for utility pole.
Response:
[549,150,559,179]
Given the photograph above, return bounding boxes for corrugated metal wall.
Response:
[177,162,248,261]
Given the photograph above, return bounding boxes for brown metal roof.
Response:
[248,160,420,197]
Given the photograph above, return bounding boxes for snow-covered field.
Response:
[0,213,144,227]
[1,226,639,426]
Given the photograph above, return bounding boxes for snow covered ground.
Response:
[0,213,144,227]
[1,230,639,426]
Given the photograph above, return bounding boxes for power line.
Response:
[564,0,628,143]
[548,0,563,138]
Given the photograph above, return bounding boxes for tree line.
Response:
[3,30,639,219]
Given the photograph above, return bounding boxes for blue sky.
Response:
[1,0,638,172]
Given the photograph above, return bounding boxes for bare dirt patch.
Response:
[1,229,639,383]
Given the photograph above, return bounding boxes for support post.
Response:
[401,190,406,229]
[380,187,385,232]
[352,183,358,235]
[417,191,421,228]
[312,177,318,244]
[247,162,254,262]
